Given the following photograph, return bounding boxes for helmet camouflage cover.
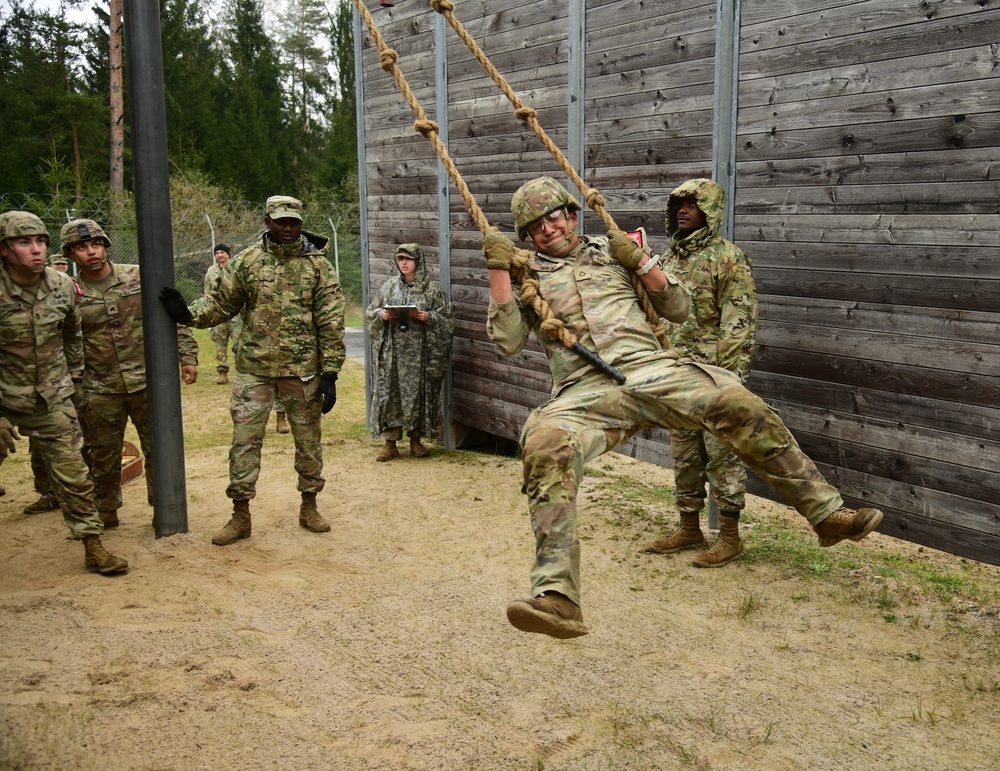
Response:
[60,218,111,256]
[0,211,50,245]
[510,176,581,240]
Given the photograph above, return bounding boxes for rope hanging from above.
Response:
[429,0,669,348]
[352,0,626,383]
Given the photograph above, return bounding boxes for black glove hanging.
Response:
[313,372,338,414]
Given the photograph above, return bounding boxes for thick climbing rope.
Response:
[353,0,627,382]
[429,0,669,347]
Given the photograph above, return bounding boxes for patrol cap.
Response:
[60,218,111,255]
[265,195,303,221]
[0,211,50,245]
[510,177,581,241]
[50,254,69,266]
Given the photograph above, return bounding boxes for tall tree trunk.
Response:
[109,0,125,198]
[57,38,84,202]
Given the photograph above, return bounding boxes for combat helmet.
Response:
[511,176,581,240]
[0,211,50,246]
[60,218,111,257]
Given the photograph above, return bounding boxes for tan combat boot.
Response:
[409,433,428,458]
[23,493,60,516]
[691,514,744,568]
[299,492,331,532]
[216,370,229,385]
[99,510,120,529]
[645,512,706,554]
[813,507,883,547]
[506,592,589,639]
[82,535,128,574]
[376,440,398,462]
[275,412,290,434]
[212,500,252,546]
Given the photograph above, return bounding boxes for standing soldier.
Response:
[159,195,346,544]
[205,243,236,385]
[0,211,127,574]
[205,243,290,434]
[646,179,758,567]
[483,176,882,639]
[62,218,199,528]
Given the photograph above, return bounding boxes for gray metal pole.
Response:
[435,12,455,451]
[353,4,373,433]
[123,0,188,536]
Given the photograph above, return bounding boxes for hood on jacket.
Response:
[665,178,725,239]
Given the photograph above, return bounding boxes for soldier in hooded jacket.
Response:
[482,176,883,640]
[646,179,758,567]
[159,195,346,545]
[0,211,127,574]
[61,218,199,528]
[365,243,454,461]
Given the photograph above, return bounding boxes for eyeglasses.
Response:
[526,208,566,237]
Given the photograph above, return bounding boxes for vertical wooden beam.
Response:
[568,0,586,233]
[712,0,741,241]
[353,4,374,428]
[435,12,456,450]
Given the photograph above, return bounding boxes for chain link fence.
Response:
[1,193,365,325]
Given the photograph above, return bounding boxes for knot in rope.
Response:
[512,247,531,271]
[584,188,606,209]
[430,0,455,12]
[519,280,538,306]
[514,107,537,121]
[540,317,569,341]
[379,49,398,72]
[414,119,440,137]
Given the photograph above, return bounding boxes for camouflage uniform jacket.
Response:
[77,262,199,394]
[188,231,346,378]
[663,179,757,382]
[488,235,691,397]
[365,244,455,438]
[0,265,84,413]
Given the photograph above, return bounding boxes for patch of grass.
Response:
[735,590,766,620]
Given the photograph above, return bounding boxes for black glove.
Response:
[159,287,194,324]
[313,372,338,414]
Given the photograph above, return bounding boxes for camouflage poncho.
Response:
[365,244,454,439]
[663,179,758,382]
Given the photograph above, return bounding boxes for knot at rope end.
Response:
[430,0,455,13]
[584,188,606,209]
[413,119,440,137]
[379,49,398,72]
[514,107,537,122]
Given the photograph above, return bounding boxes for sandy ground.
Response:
[2,350,1000,770]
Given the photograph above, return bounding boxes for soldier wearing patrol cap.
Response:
[160,195,346,545]
[483,176,883,639]
[62,218,199,529]
[50,254,70,273]
[0,211,128,574]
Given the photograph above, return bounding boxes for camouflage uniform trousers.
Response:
[30,435,54,496]
[1,395,104,537]
[78,390,154,513]
[227,372,324,500]
[210,315,242,374]
[520,354,843,606]
[669,427,746,513]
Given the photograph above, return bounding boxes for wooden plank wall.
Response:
[358,0,1000,564]
[735,0,1000,563]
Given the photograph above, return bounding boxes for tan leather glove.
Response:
[0,417,20,461]
[607,229,647,271]
[484,226,515,270]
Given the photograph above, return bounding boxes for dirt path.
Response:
[2,357,999,770]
